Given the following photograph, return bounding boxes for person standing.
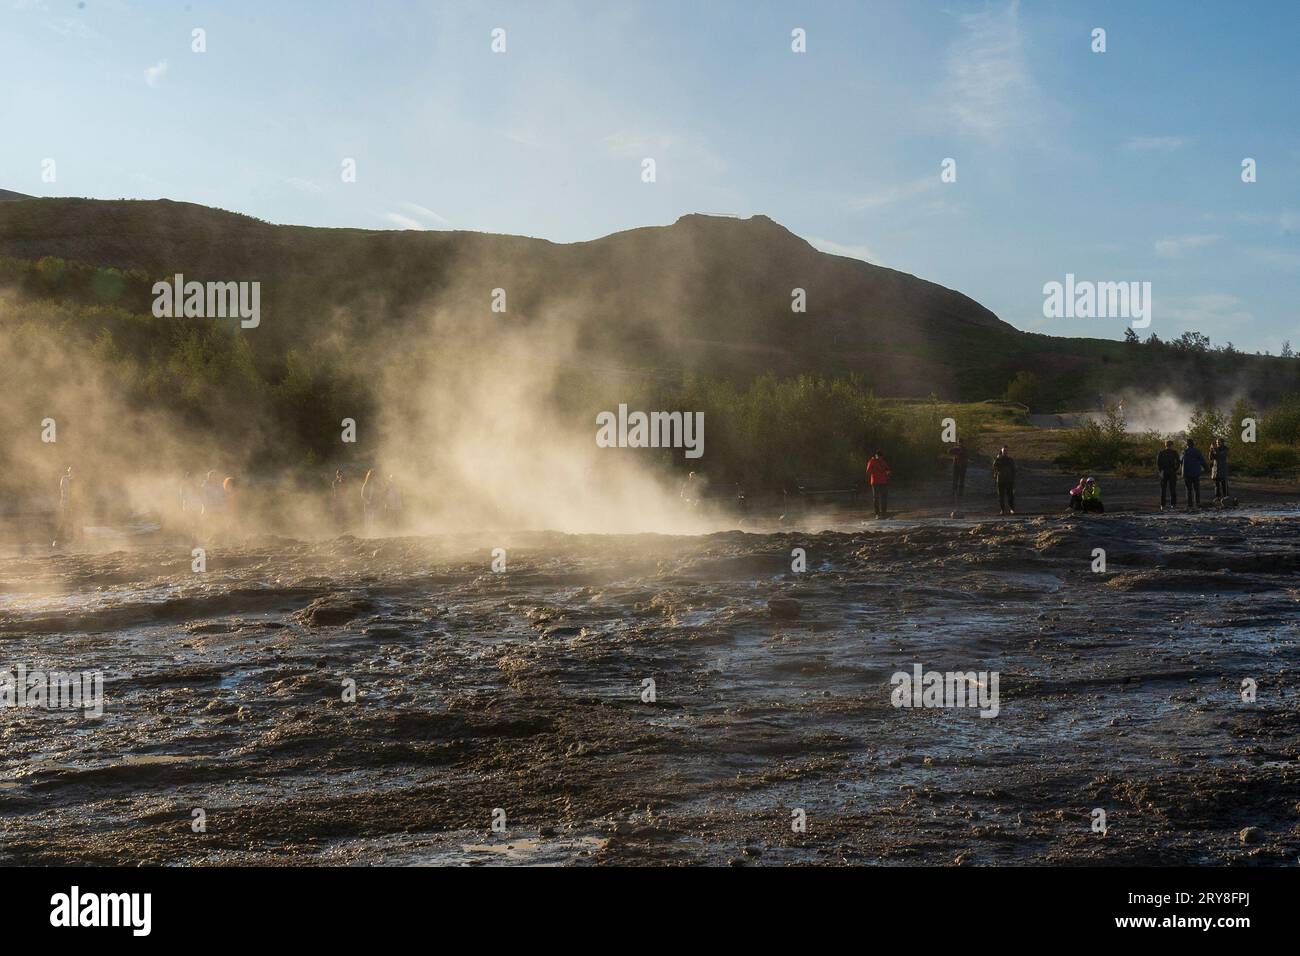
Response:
[1181,438,1207,510]
[948,439,969,504]
[332,469,349,532]
[865,450,891,519]
[1210,438,1230,504]
[222,476,240,537]
[992,446,1016,515]
[1157,440,1180,510]
[383,474,403,530]
[54,465,80,547]
[361,469,379,532]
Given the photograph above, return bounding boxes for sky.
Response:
[3,0,1298,352]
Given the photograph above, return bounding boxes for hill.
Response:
[1,194,1298,409]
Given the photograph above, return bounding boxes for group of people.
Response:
[867,434,1234,519]
[177,470,241,537]
[333,468,403,532]
[1157,437,1230,510]
[946,440,1018,515]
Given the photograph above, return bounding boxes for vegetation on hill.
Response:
[3,197,1300,499]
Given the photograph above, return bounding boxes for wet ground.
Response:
[2,508,1298,866]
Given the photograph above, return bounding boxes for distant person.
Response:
[1068,477,1086,512]
[201,470,225,519]
[865,450,891,519]
[332,469,349,531]
[948,439,969,503]
[1156,440,1179,511]
[1080,477,1104,513]
[992,446,1016,515]
[1181,438,1207,510]
[54,465,80,546]
[383,474,403,529]
[680,471,702,511]
[1210,438,1230,504]
[361,469,379,532]
[179,470,197,514]
[222,476,240,533]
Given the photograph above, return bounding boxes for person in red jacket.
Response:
[865,450,892,519]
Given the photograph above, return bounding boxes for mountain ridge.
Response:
[1,194,1296,405]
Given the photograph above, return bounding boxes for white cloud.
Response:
[284,177,323,194]
[807,236,881,266]
[144,60,168,87]
[382,203,449,231]
[851,176,939,211]
[1244,247,1300,271]
[1162,292,1254,332]
[602,129,727,177]
[945,0,1036,140]
[400,201,449,225]
[1237,210,1300,235]
[1123,136,1188,152]
[1154,234,1220,258]
[383,212,429,231]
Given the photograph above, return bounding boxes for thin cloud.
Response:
[284,177,323,194]
[383,213,429,231]
[1154,234,1220,258]
[144,60,168,87]
[382,203,450,231]
[1124,135,1188,152]
[602,129,727,177]
[1162,292,1254,332]
[1244,247,1300,271]
[400,201,449,225]
[851,176,938,211]
[807,236,882,266]
[945,0,1037,140]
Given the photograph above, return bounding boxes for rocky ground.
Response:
[1,507,1298,866]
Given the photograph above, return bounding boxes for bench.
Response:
[784,476,861,509]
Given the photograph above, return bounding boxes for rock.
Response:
[1239,826,1260,844]
[768,597,802,620]
[297,593,376,627]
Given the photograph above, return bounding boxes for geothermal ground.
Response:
[2,509,1299,866]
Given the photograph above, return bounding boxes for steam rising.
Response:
[0,282,713,542]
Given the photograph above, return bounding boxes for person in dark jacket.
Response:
[992,446,1016,515]
[949,440,969,503]
[1210,438,1230,503]
[1181,438,1207,509]
[1156,440,1180,510]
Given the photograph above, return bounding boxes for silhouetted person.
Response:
[332,469,349,531]
[1210,438,1230,503]
[179,470,197,515]
[949,439,968,503]
[1156,440,1179,510]
[383,474,403,529]
[992,446,1016,515]
[865,450,891,519]
[1181,438,1207,510]
[54,465,80,547]
[222,475,240,536]
[361,469,379,532]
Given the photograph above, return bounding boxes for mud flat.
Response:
[1,511,1298,866]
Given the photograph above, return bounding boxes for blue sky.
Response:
[3,0,1298,351]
